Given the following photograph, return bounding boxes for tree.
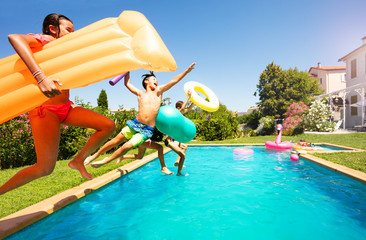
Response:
[97,89,108,110]
[254,62,322,117]
[161,97,171,106]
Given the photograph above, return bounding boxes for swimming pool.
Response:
[7,146,366,240]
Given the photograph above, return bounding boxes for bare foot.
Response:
[177,172,189,176]
[69,160,93,180]
[91,157,109,168]
[84,156,93,166]
[174,162,185,168]
[161,167,174,175]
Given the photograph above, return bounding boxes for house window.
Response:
[351,59,357,79]
[351,95,358,116]
[341,74,346,82]
[319,78,323,84]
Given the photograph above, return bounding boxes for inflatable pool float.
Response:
[290,153,299,161]
[0,10,177,124]
[155,105,196,143]
[293,144,324,152]
[265,124,292,150]
[184,81,219,112]
[233,148,254,154]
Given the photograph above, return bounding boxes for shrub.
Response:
[256,116,275,135]
[194,118,232,141]
[241,128,256,137]
[242,110,262,130]
[186,104,239,141]
[58,125,90,160]
[303,99,336,132]
[282,101,309,135]
[0,114,36,169]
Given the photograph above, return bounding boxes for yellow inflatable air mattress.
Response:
[0,10,177,124]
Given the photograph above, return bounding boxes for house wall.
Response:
[308,68,346,94]
[341,43,366,128]
[344,47,366,88]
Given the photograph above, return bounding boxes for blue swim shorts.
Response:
[121,119,154,148]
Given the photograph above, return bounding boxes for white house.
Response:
[308,62,346,94]
[338,36,366,129]
[312,36,366,130]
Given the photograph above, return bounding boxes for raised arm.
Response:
[8,34,61,98]
[159,63,196,93]
[124,72,142,96]
[179,89,193,113]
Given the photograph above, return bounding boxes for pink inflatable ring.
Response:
[233,148,254,154]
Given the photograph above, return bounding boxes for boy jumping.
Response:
[84,63,196,174]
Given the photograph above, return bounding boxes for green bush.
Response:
[241,128,256,137]
[256,116,275,135]
[193,105,239,141]
[0,114,36,169]
[240,110,262,130]
[58,125,89,160]
[303,99,336,132]
[194,118,231,141]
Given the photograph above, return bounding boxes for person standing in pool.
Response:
[0,14,116,195]
[164,90,194,176]
[84,63,196,174]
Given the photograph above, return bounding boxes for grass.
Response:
[312,152,366,173]
[0,132,365,219]
[0,148,157,219]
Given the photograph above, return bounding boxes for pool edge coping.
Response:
[0,148,171,239]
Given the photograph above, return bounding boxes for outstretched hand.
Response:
[186,63,196,73]
[187,89,192,97]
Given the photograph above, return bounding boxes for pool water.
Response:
[8,146,366,240]
[306,144,351,151]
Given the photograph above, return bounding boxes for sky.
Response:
[1,0,366,113]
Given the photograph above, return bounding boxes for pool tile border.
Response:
[0,148,171,239]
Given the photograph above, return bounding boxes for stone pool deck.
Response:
[1,143,365,239]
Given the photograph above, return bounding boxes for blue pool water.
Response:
[8,146,366,240]
[307,144,350,151]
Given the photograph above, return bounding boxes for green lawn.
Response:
[0,148,157,218]
[0,133,365,219]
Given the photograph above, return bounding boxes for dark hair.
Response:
[175,101,184,109]
[141,71,155,89]
[42,13,72,38]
